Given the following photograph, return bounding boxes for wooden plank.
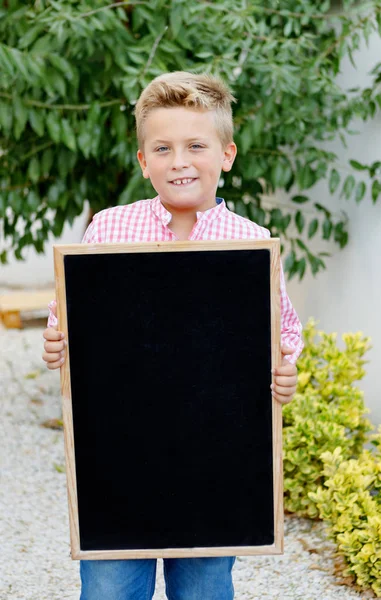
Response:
[0,289,55,312]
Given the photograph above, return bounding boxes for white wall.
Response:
[286,31,381,425]
[0,203,90,289]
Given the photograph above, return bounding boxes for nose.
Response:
[171,151,190,170]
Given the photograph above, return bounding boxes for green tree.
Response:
[0,0,380,278]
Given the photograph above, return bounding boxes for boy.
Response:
[42,71,303,600]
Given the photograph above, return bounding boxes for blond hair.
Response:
[134,71,236,149]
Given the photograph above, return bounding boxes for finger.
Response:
[271,390,294,405]
[44,340,66,353]
[274,375,298,387]
[46,356,65,370]
[42,351,65,363]
[272,383,296,396]
[274,364,297,377]
[43,327,65,342]
[273,365,298,379]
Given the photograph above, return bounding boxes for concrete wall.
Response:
[286,31,381,425]
[0,203,90,289]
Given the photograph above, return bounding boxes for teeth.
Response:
[173,178,194,185]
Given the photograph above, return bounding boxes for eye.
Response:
[191,144,203,150]
[156,146,169,152]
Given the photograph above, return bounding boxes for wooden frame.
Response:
[54,239,283,560]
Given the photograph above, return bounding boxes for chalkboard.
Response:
[54,240,283,560]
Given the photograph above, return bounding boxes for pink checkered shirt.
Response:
[48,196,303,363]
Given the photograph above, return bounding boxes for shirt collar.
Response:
[151,195,227,226]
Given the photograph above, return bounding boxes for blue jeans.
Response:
[80,557,235,600]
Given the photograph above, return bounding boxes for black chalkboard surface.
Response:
[55,240,282,559]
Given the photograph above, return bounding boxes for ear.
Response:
[221,142,237,173]
[137,149,150,179]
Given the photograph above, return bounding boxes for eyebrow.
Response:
[151,138,208,145]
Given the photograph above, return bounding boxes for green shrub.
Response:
[310,429,381,597]
[283,318,373,517]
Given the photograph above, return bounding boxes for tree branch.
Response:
[20,141,55,163]
[141,26,168,79]
[0,93,123,111]
[77,1,148,19]
[197,0,381,21]
[316,13,371,67]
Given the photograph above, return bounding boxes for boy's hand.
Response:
[270,346,297,405]
[42,303,66,370]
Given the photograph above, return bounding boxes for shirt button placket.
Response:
[189,219,206,241]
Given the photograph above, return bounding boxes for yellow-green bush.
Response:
[310,429,381,597]
[283,318,373,517]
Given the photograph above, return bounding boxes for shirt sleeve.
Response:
[46,219,97,327]
[279,261,304,364]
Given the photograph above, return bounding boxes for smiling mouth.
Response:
[169,178,197,186]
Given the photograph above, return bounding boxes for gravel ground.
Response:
[0,324,369,600]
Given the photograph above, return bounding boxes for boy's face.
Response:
[137,107,237,213]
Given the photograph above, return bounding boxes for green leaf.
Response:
[297,257,306,280]
[349,159,367,171]
[292,195,309,204]
[296,238,308,252]
[355,181,366,203]
[314,203,330,217]
[234,200,247,217]
[10,47,31,81]
[322,219,332,240]
[372,180,381,203]
[284,250,296,273]
[78,130,92,158]
[0,44,15,75]
[308,219,319,239]
[284,19,293,37]
[41,148,54,176]
[170,4,183,37]
[87,103,101,127]
[272,161,285,188]
[295,211,305,233]
[61,119,77,151]
[8,191,22,212]
[240,125,252,154]
[195,52,214,59]
[47,184,60,208]
[46,67,66,97]
[308,254,325,276]
[342,175,356,199]
[49,54,74,81]
[297,164,316,189]
[14,97,28,139]
[27,157,40,183]
[0,101,13,133]
[46,112,61,143]
[369,161,381,177]
[334,223,349,248]
[27,190,40,212]
[29,109,45,137]
[329,169,340,194]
